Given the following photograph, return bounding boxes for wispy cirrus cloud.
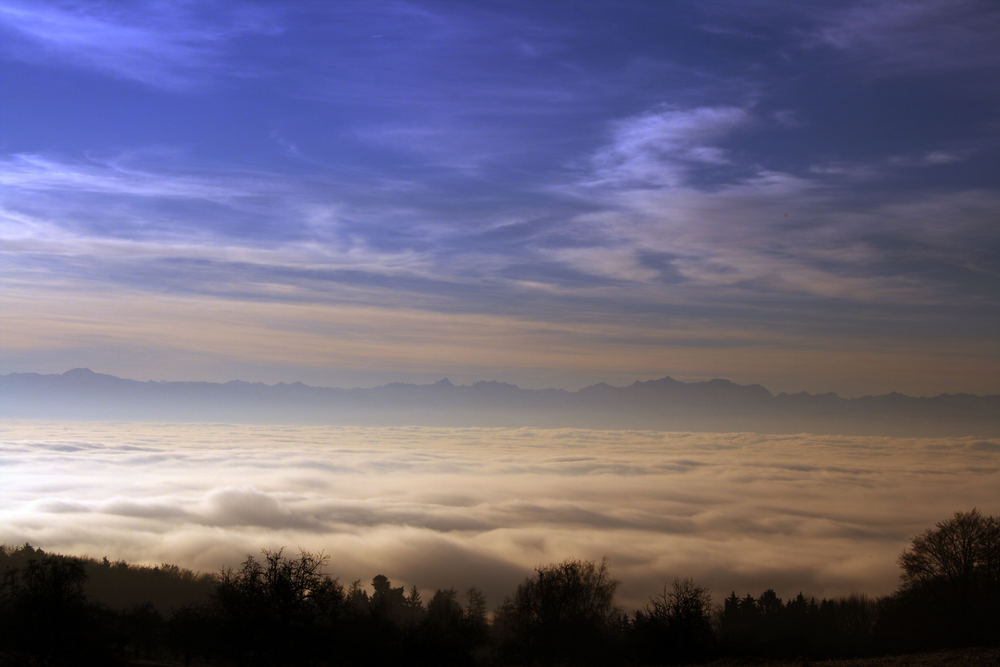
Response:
[0,152,437,274]
[584,105,750,188]
[699,1,1000,79]
[546,103,1000,309]
[0,0,280,89]
[0,153,254,201]
[811,0,1000,76]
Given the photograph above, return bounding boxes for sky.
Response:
[2,0,999,395]
[3,422,998,608]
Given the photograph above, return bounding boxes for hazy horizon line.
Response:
[6,366,998,400]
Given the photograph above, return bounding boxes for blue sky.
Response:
[1,0,998,394]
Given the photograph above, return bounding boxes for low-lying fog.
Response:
[1,422,997,610]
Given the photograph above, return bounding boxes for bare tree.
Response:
[899,508,1000,590]
[495,558,623,665]
[637,578,713,663]
[646,577,711,625]
[214,549,343,665]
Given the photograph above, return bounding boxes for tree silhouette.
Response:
[633,577,713,663]
[899,508,1000,591]
[370,573,411,626]
[4,517,1000,666]
[495,558,624,666]
[0,548,115,664]
[418,588,470,665]
[463,587,489,644]
[889,508,1000,648]
[214,548,344,665]
[167,604,214,667]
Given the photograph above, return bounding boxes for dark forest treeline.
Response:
[1,509,998,666]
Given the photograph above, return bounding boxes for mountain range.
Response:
[2,368,998,436]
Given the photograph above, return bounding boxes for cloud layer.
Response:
[4,6,995,616]
[1,422,997,609]
[1,2,999,394]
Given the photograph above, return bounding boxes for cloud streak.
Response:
[550,103,1000,312]
[0,0,279,89]
[811,0,1000,76]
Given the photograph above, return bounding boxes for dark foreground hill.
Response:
[1,509,998,665]
[3,368,999,435]
[706,647,1000,666]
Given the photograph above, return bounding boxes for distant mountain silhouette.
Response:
[1,369,998,436]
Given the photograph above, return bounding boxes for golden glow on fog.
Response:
[1,422,998,608]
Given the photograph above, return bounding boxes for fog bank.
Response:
[1,422,996,609]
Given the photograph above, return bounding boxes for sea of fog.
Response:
[1,422,998,610]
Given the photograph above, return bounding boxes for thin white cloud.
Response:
[548,103,999,306]
[813,147,977,176]
[773,109,805,128]
[0,0,279,89]
[811,0,1000,76]
[887,149,975,167]
[585,105,749,188]
[0,153,439,279]
[0,153,250,201]
[353,123,525,174]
